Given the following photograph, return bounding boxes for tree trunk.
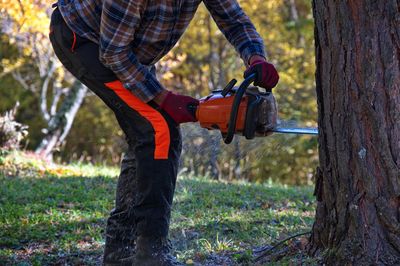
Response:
[207,131,221,180]
[232,138,241,179]
[35,81,87,160]
[309,1,400,265]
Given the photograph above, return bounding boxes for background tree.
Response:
[0,1,87,160]
[309,1,400,264]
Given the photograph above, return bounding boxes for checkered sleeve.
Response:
[203,0,266,65]
[99,0,164,102]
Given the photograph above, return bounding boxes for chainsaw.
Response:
[193,73,318,144]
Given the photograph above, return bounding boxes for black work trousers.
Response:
[49,8,182,259]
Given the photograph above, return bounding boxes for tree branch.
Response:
[11,70,34,91]
[253,231,311,263]
[40,60,57,122]
[0,60,23,78]
[50,87,66,116]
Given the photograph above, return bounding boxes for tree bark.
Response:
[309,1,400,265]
[35,81,87,160]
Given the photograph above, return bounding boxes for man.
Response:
[49,0,279,265]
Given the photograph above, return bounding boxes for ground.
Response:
[0,151,318,265]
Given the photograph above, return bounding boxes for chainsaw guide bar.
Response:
[272,127,318,135]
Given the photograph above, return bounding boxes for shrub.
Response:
[0,102,28,151]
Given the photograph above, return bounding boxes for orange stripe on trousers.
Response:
[104,80,170,159]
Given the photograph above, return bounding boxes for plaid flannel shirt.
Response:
[58,0,266,102]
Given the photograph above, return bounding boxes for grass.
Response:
[0,151,317,265]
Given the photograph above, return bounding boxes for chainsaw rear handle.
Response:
[224,73,256,144]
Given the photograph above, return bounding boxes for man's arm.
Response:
[203,0,266,65]
[99,0,165,103]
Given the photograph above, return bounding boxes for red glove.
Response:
[159,91,199,124]
[244,60,279,90]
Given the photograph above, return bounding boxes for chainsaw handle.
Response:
[221,79,237,97]
[223,73,256,144]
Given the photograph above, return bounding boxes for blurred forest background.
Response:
[0,0,317,185]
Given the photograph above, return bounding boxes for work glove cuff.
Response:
[160,91,199,124]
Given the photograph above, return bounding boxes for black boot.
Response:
[133,236,184,266]
[102,235,136,265]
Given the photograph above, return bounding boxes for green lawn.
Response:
[0,152,317,265]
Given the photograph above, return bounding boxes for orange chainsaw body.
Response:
[196,93,249,134]
[194,74,277,144]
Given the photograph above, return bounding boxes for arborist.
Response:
[49,0,279,265]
